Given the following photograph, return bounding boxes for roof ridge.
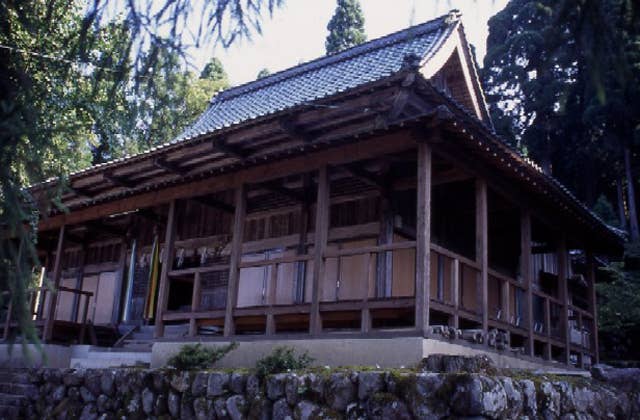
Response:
[211,11,460,104]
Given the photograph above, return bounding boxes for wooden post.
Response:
[111,239,128,326]
[44,225,65,342]
[476,179,488,335]
[154,200,177,339]
[266,263,278,336]
[310,166,330,335]
[294,174,311,303]
[544,297,552,360]
[189,272,202,337]
[521,210,534,357]
[416,143,432,336]
[224,186,247,337]
[71,245,86,322]
[361,252,373,333]
[376,195,394,298]
[557,235,570,364]
[586,250,599,364]
[452,258,460,328]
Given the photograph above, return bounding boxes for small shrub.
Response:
[167,342,238,370]
[254,346,314,377]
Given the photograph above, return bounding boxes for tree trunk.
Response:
[624,146,639,240]
[616,177,627,230]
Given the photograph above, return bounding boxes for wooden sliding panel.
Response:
[110,239,128,325]
[44,225,66,342]
[557,235,570,364]
[310,166,329,335]
[476,179,488,334]
[416,143,432,336]
[224,185,247,337]
[586,249,599,364]
[154,200,177,339]
[521,210,534,357]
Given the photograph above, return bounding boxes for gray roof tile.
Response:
[176,13,458,141]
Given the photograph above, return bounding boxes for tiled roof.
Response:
[175,12,459,142]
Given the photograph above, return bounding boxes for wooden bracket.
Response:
[154,158,186,175]
[212,138,248,161]
[279,117,313,143]
[192,196,235,214]
[104,172,135,189]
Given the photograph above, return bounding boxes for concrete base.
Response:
[151,337,581,373]
[0,344,72,369]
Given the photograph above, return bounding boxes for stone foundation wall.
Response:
[19,362,640,419]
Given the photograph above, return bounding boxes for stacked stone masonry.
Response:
[7,357,640,419]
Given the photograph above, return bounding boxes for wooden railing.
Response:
[2,286,93,343]
[322,241,416,332]
[164,264,230,336]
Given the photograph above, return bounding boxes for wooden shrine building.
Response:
[19,11,622,368]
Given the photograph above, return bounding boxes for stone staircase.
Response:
[68,324,188,369]
[0,370,36,419]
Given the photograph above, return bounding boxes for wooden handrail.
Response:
[324,241,416,258]
[430,244,480,269]
[169,264,230,276]
[238,254,313,269]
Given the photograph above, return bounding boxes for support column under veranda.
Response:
[416,142,432,336]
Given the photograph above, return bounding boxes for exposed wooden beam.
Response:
[257,180,307,203]
[136,208,163,224]
[153,158,186,175]
[192,196,235,214]
[279,117,312,143]
[212,138,248,161]
[85,220,126,238]
[69,186,94,199]
[341,163,387,191]
[104,172,135,189]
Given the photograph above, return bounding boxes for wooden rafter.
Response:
[191,196,235,214]
[104,172,135,189]
[279,117,312,143]
[341,163,387,191]
[69,185,94,200]
[153,157,186,175]
[212,138,248,161]
[256,180,307,203]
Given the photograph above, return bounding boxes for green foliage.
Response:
[254,346,314,377]
[325,0,367,55]
[167,342,238,370]
[598,242,640,359]
[0,0,280,344]
[256,68,271,79]
[482,0,640,211]
[592,195,619,227]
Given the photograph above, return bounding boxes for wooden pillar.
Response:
[376,195,394,298]
[586,250,599,364]
[310,167,329,335]
[521,210,534,357]
[154,200,177,339]
[416,143,432,336]
[189,272,202,336]
[544,297,552,360]
[294,174,311,303]
[224,186,247,337]
[476,179,489,334]
[557,235,570,364]
[71,245,87,323]
[110,239,128,326]
[452,258,460,328]
[44,225,65,342]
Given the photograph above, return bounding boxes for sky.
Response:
[191,0,510,87]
